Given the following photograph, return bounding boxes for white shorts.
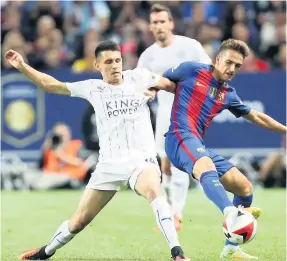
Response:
[86,156,161,192]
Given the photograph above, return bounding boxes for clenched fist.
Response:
[4,49,24,70]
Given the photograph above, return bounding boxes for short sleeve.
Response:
[65,80,93,100]
[134,68,161,88]
[228,90,251,118]
[163,61,198,84]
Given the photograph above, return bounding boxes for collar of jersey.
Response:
[208,64,228,88]
[104,74,125,87]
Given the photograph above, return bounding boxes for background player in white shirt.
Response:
[5,41,190,261]
[137,4,212,230]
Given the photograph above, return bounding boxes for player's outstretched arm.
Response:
[4,49,70,95]
[150,77,177,94]
[243,109,287,133]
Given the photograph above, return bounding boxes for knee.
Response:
[144,184,162,202]
[69,214,90,234]
[135,169,162,202]
[193,156,216,180]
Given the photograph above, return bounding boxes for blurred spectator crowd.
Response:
[1,1,286,72]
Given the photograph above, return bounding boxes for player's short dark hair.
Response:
[150,4,173,21]
[95,40,120,60]
[218,39,250,58]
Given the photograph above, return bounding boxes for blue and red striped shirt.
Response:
[163,62,251,139]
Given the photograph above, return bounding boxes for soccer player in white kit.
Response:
[5,41,190,261]
[137,4,211,229]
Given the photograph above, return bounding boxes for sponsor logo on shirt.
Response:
[105,98,144,118]
[197,148,205,153]
[196,81,206,87]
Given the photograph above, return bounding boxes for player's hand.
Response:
[161,156,172,176]
[4,49,25,70]
[144,89,157,101]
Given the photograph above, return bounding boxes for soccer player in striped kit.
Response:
[151,39,286,259]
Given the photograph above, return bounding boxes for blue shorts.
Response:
[165,132,234,178]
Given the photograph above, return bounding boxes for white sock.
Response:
[45,220,75,255]
[151,197,180,249]
[170,167,190,219]
[161,174,172,204]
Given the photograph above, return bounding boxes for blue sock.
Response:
[233,194,253,208]
[200,171,233,213]
[225,194,253,246]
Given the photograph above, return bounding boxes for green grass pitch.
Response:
[2,189,286,261]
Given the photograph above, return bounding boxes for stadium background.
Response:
[1,1,286,154]
[1,1,286,178]
[1,1,286,261]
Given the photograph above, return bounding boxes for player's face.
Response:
[150,11,174,42]
[215,50,244,81]
[96,51,123,84]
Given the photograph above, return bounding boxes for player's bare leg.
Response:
[134,166,190,261]
[219,167,260,259]
[18,189,116,260]
[194,157,244,258]
[193,158,258,259]
[220,167,262,219]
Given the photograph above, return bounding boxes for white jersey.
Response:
[137,35,211,156]
[66,68,160,163]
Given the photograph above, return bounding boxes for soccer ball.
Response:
[223,209,257,245]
